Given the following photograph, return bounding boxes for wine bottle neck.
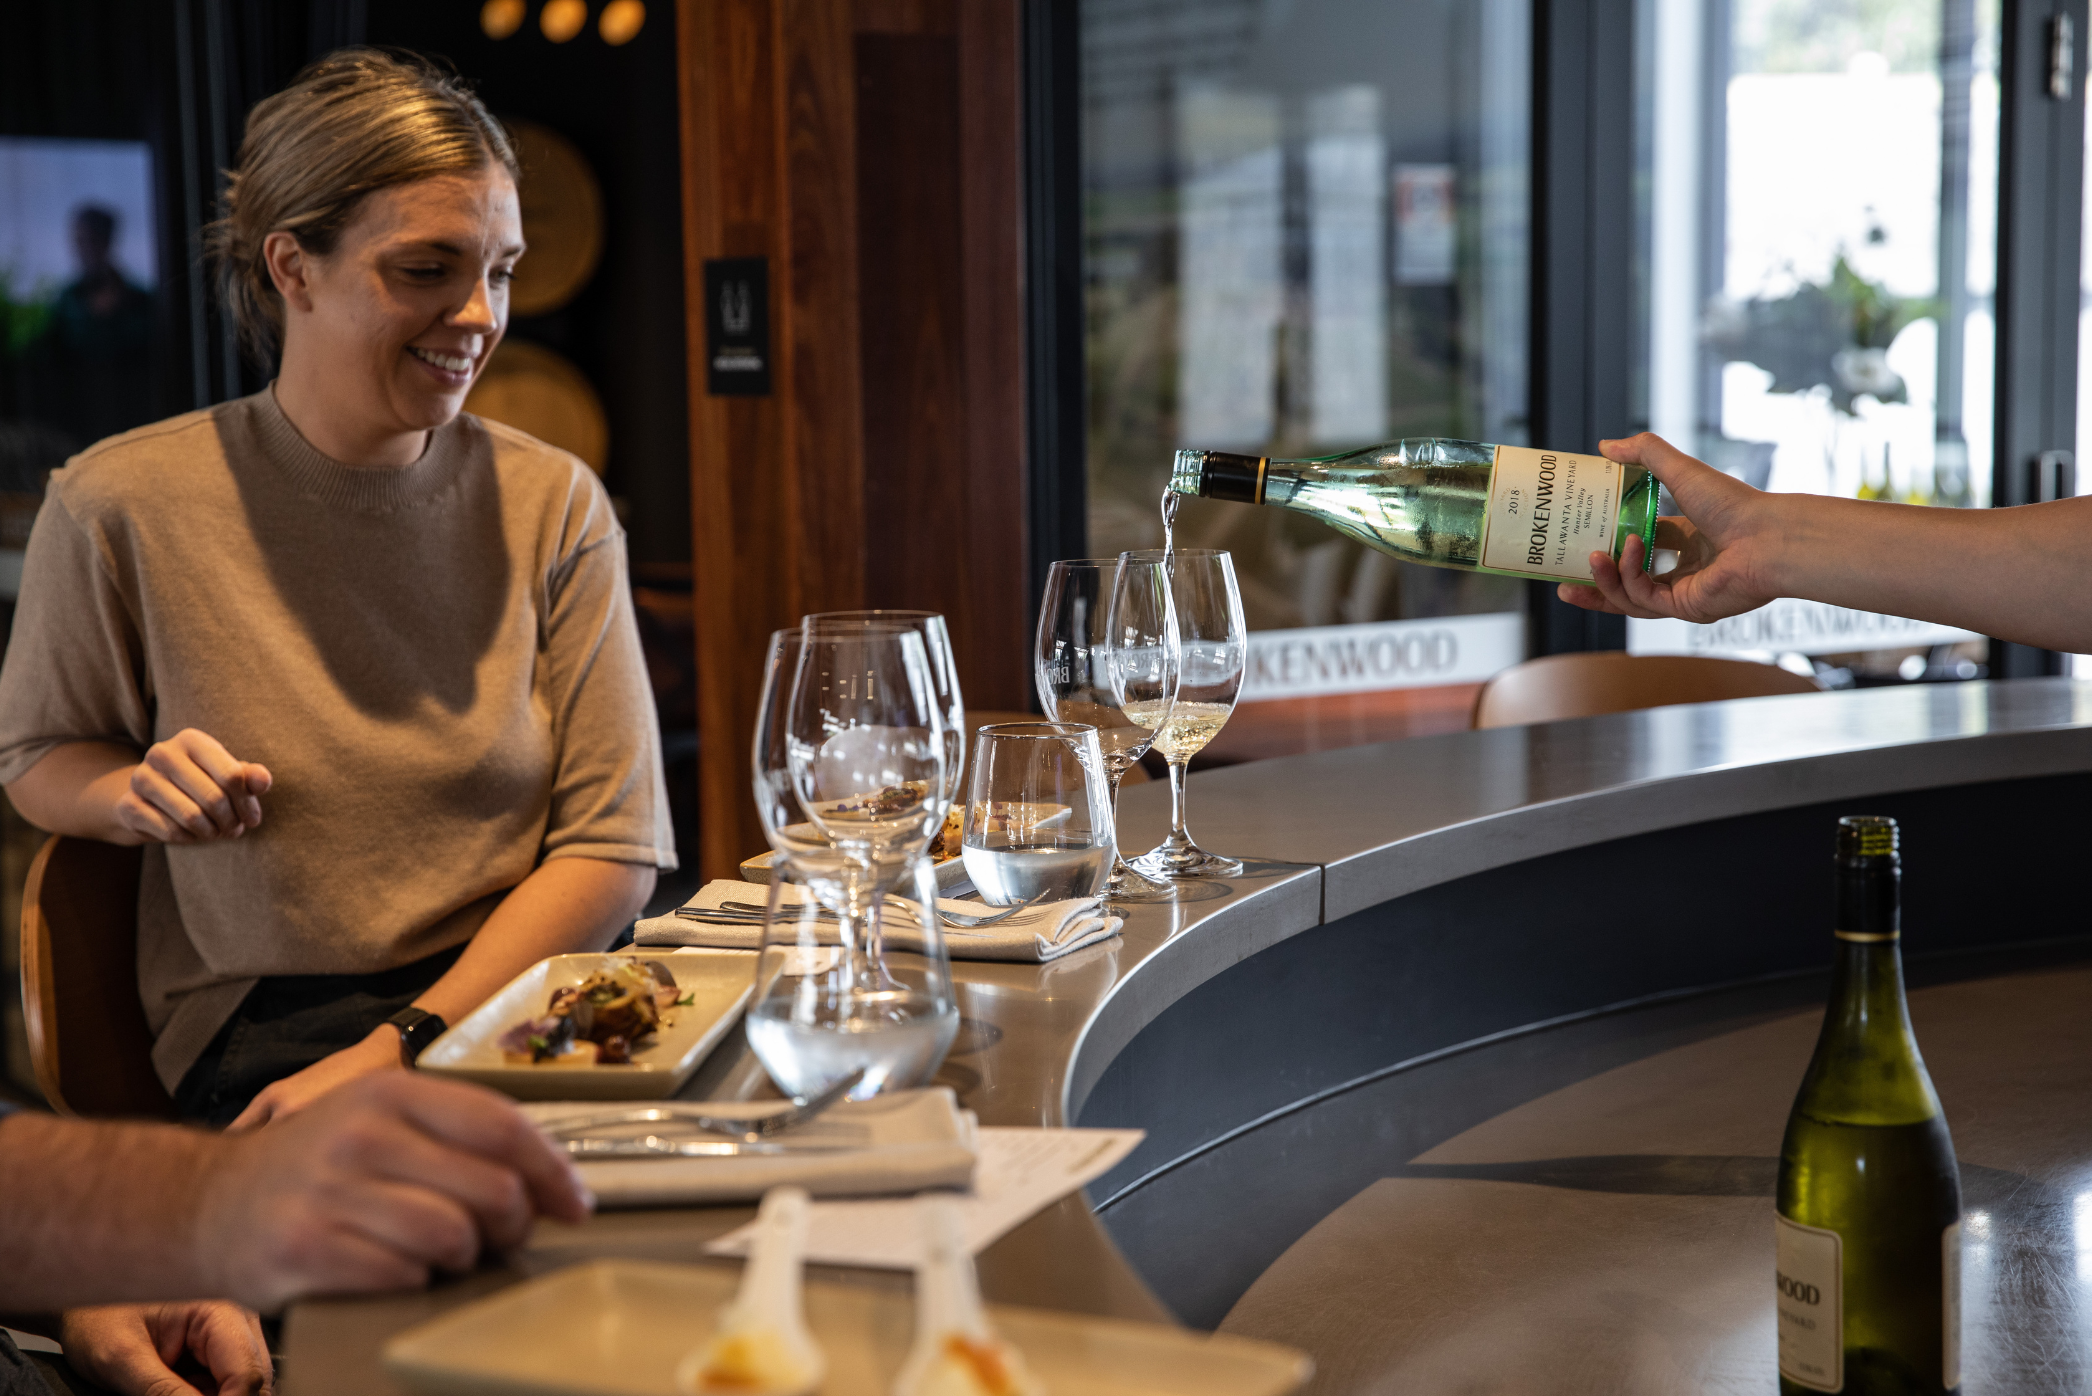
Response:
[1173,449,1269,504]
[1834,858,1898,943]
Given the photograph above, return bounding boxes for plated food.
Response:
[419,952,753,1101]
[497,961,694,1065]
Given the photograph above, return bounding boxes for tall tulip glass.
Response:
[1034,557,1179,902]
[755,621,946,991]
[1124,548,1247,880]
[803,611,965,807]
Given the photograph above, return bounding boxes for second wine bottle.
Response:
[1776,815,1961,1395]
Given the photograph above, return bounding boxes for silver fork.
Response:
[544,1067,868,1144]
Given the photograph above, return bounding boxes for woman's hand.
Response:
[1555,432,1790,624]
[119,728,273,845]
[58,1301,272,1396]
[228,1027,402,1132]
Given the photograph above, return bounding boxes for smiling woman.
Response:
[0,47,674,1130]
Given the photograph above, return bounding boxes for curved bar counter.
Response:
[285,679,2092,1395]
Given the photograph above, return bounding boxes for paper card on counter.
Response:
[705,1126,1144,1269]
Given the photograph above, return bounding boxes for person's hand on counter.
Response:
[0,1073,593,1314]
[1556,430,2092,654]
[58,1300,273,1396]
[201,1072,593,1308]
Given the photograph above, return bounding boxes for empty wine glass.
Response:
[772,621,947,957]
[805,611,965,805]
[960,723,1113,906]
[1125,548,1246,879]
[745,853,959,1101]
[1034,557,1179,902]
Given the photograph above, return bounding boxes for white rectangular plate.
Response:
[419,952,751,1102]
[384,1259,1311,1396]
[738,848,973,893]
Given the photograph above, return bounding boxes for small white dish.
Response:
[383,1258,1311,1396]
[418,951,751,1102]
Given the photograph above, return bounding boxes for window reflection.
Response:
[1083,0,1531,641]
[0,138,161,500]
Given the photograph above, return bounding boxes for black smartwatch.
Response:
[386,1005,448,1065]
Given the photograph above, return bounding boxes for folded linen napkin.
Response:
[633,879,1123,964]
[520,1087,976,1208]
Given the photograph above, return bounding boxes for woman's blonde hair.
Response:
[208,48,518,363]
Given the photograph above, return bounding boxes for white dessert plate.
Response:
[383,1258,1311,1396]
[418,952,751,1102]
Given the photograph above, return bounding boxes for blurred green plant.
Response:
[1705,254,1936,414]
[0,268,56,358]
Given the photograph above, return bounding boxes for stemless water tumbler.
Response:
[744,853,959,1101]
[959,723,1114,907]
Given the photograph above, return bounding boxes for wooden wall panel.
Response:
[853,3,1029,712]
[681,0,786,879]
[680,0,1027,877]
[953,2,1029,708]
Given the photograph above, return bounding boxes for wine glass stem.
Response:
[1107,764,1134,873]
[1163,757,1195,853]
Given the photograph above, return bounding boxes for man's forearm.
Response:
[1762,494,2092,653]
[408,857,657,1026]
[2,742,141,844]
[0,1114,216,1309]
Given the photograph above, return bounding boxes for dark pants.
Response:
[173,944,465,1128]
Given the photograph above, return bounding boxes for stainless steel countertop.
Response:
[1089,678,2092,1114]
[283,678,2092,1392]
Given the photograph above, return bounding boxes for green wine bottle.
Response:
[1168,438,1659,584]
[1776,816,1961,1394]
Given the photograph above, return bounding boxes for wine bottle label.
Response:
[1478,446,1626,581]
[1775,1212,1843,1392]
[1943,1218,1962,1389]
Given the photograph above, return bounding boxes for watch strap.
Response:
[386,1006,447,1065]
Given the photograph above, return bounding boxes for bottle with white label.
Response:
[1777,816,1961,1395]
[1167,438,1659,584]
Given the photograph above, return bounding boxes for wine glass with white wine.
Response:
[1123,548,1246,880]
[1034,556,1179,901]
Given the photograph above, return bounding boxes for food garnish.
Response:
[497,960,683,1065]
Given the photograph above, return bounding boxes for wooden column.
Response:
[679,0,1029,879]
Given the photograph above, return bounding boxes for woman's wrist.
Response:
[358,1023,413,1069]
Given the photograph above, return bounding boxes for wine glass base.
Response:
[1130,845,1244,880]
[1104,858,1178,903]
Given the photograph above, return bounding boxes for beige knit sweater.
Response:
[0,388,676,1090]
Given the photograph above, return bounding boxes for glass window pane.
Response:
[1631,0,2000,685]
[1081,0,1532,740]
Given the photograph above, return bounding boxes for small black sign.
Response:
[704,257,771,396]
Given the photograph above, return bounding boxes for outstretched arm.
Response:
[1559,433,2092,653]
[0,1073,590,1313]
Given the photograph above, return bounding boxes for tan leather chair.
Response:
[969,709,1150,784]
[1471,652,1821,730]
[19,835,174,1119]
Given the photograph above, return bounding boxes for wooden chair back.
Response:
[19,835,174,1119]
[1471,652,1822,730]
